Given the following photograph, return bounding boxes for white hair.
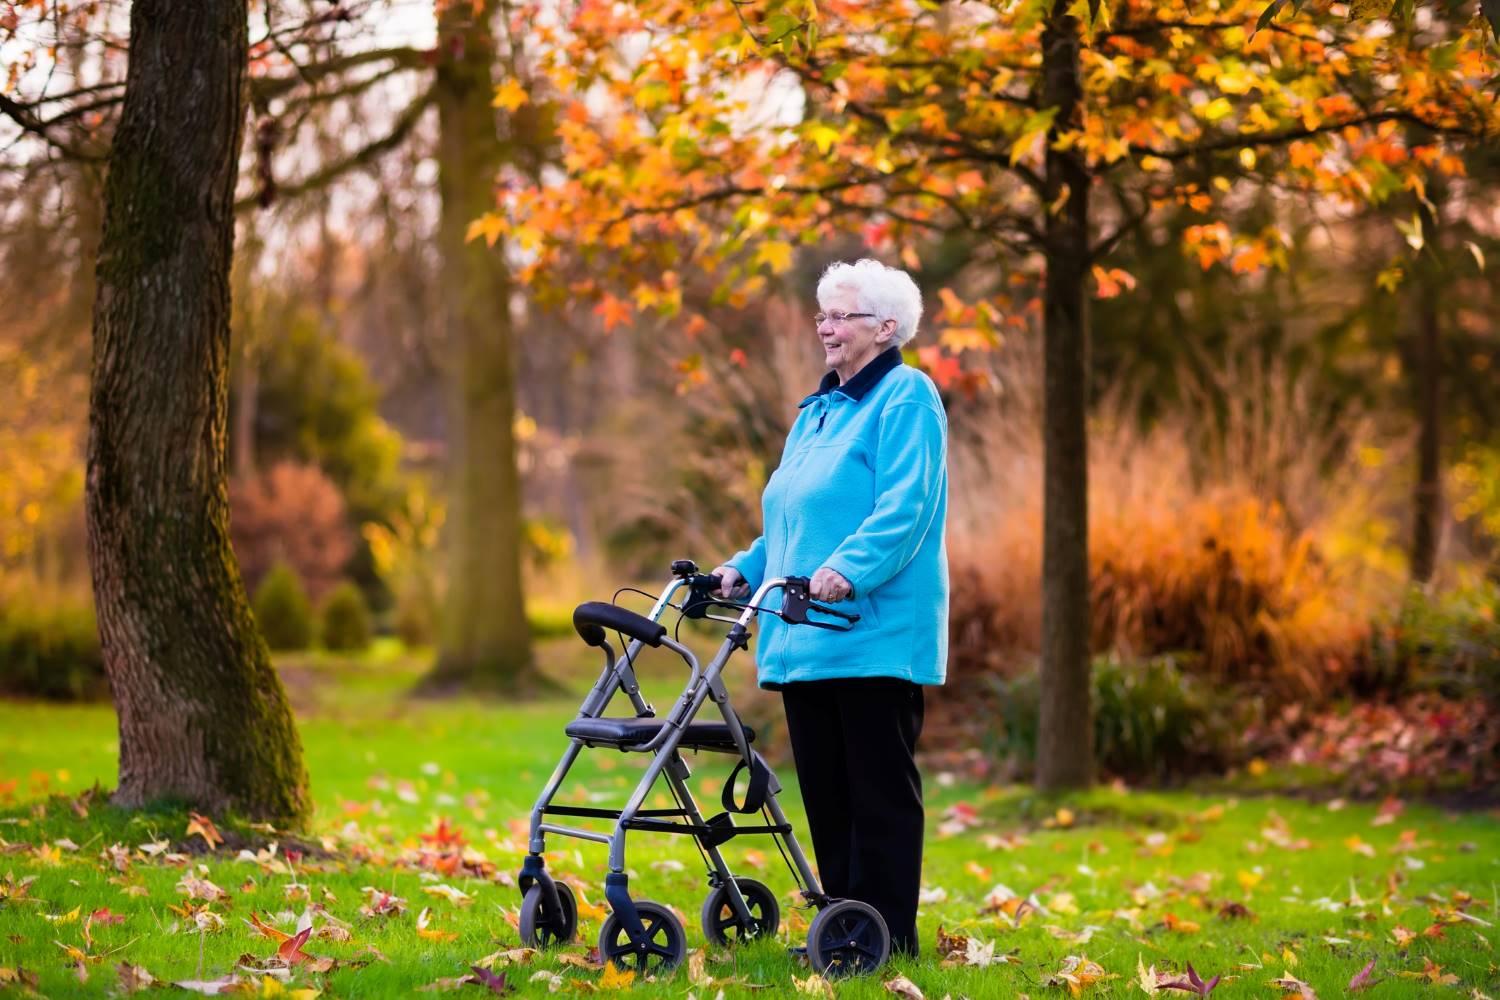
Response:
[816,258,924,347]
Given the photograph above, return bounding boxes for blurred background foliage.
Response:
[0,0,1497,798]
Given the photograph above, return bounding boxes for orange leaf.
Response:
[246,912,292,944]
[185,812,223,849]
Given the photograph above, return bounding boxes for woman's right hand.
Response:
[710,564,749,600]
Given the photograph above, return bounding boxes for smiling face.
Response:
[817,284,895,381]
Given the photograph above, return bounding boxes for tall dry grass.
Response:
[946,330,1416,707]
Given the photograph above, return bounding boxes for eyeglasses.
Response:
[813,311,877,327]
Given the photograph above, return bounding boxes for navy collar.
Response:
[802,346,903,406]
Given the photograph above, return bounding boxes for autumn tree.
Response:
[86,0,308,818]
[489,0,1499,787]
[2,1,551,694]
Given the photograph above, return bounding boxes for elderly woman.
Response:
[711,258,948,959]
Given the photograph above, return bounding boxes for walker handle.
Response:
[779,576,860,630]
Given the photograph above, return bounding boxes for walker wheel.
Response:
[519,880,577,948]
[598,900,687,973]
[700,877,780,944]
[806,899,890,977]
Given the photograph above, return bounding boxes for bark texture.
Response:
[1409,187,1444,585]
[425,0,538,691]
[87,0,309,820]
[1035,1,1096,792]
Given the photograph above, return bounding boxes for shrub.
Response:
[0,590,106,701]
[230,461,354,604]
[254,562,316,651]
[945,494,1374,709]
[393,582,438,648]
[980,654,1240,784]
[320,581,372,652]
[1363,578,1500,705]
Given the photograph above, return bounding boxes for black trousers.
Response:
[780,676,925,956]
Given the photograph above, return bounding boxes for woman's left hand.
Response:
[809,567,853,602]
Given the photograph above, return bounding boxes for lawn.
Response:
[1,640,1497,998]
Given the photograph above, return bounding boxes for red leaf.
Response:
[1348,958,1378,992]
[469,965,512,994]
[1160,962,1222,996]
[277,927,314,965]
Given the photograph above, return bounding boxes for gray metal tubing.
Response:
[527,739,585,853]
[538,823,613,845]
[762,784,822,898]
[661,762,756,928]
[532,577,696,857]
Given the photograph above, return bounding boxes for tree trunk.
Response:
[87,0,309,820]
[1034,2,1095,792]
[1409,189,1443,584]
[424,0,538,691]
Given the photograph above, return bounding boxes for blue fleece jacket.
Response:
[726,347,949,688]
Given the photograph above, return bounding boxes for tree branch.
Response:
[0,92,107,161]
[248,45,431,105]
[1141,109,1491,162]
[236,83,436,213]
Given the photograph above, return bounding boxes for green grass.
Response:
[1,640,1498,998]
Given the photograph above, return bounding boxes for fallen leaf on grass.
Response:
[274,926,335,973]
[1045,955,1116,996]
[1398,957,1460,985]
[1158,962,1221,996]
[0,967,39,989]
[255,976,320,999]
[247,911,293,943]
[177,875,230,902]
[1268,972,1317,998]
[417,974,479,992]
[884,973,924,999]
[138,839,170,857]
[529,969,564,993]
[115,961,156,993]
[556,951,602,970]
[792,973,834,997]
[598,962,636,990]
[473,948,535,969]
[416,906,459,942]
[469,965,513,995]
[175,973,246,995]
[360,886,407,917]
[1160,912,1201,935]
[423,884,473,906]
[187,812,225,849]
[1348,958,1378,992]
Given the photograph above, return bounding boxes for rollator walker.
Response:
[513,560,893,976]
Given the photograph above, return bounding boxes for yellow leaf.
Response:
[755,240,795,275]
[466,213,507,248]
[44,906,81,924]
[793,973,835,997]
[492,79,528,112]
[805,123,841,155]
[599,962,636,990]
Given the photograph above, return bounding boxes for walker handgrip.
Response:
[573,601,668,648]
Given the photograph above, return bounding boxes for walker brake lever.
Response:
[780,576,860,630]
